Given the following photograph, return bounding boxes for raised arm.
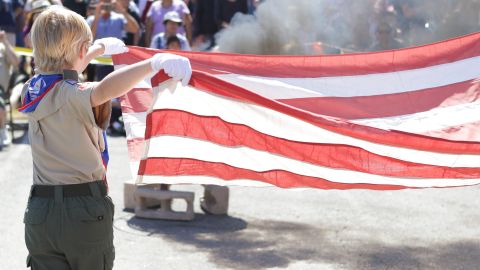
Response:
[78,43,106,72]
[0,31,20,67]
[114,0,139,34]
[183,13,193,45]
[90,58,152,106]
[145,17,154,48]
[89,2,103,39]
[90,39,191,107]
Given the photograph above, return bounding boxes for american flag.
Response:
[112,33,480,190]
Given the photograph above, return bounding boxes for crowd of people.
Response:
[319,0,480,53]
[0,0,479,148]
[1,0,259,51]
[0,0,258,142]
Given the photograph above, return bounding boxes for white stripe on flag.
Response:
[214,56,480,99]
[352,100,480,133]
[130,161,141,182]
[139,175,273,186]
[143,136,480,188]
[123,112,147,140]
[150,81,480,168]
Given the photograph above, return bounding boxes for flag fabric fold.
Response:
[112,32,480,189]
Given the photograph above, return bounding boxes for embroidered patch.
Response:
[65,80,78,86]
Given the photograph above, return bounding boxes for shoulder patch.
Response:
[65,80,78,86]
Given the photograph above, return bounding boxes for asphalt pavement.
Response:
[1,129,479,270]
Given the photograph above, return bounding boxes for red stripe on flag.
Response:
[170,71,480,154]
[119,88,153,113]
[113,35,480,189]
[115,33,480,78]
[126,138,145,161]
[278,79,480,119]
[145,109,480,179]
[138,157,409,190]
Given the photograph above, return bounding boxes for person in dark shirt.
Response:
[368,21,403,52]
[63,0,89,17]
[0,0,24,45]
[118,0,141,45]
[193,0,217,50]
[214,0,248,29]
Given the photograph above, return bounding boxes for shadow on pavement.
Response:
[359,241,480,270]
[127,215,480,270]
[127,215,321,269]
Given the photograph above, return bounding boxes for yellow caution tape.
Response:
[14,47,113,65]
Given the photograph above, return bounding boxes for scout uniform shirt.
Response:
[20,70,111,185]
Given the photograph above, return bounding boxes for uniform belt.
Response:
[31,181,107,198]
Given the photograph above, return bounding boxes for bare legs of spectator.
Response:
[0,105,10,148]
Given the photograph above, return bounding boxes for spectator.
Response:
[184,0,195,14]
[145,0,192,47]
[165,34,181,50]
[23,0,52,48]
[395,0,429,46]
[0,0,24,46]
[138,0,152,23]
[62,0,87,17]
[118,0,141,45]
[23,0,61,15]
[368,21,403,51]
[150,11,190,50]
[193,0,217,50]
[87,0,139,80]
[0,30,20,148]
[247,0,258,14]
[87,0,139,135]
[214,0,248,29]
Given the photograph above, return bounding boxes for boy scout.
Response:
[21,6,191,270]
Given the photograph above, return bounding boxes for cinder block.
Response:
[134,185,195,221]
[200,185,229,215]
[123,181,161,210]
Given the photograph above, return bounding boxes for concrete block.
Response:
[134,185,195,221]
[200,185,229,215]
[123,181,162,210]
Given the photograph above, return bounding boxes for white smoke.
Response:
[215,0,480,55]
[216,0,336,55]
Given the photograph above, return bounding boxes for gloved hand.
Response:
[93,37,128,55]
[151,53,192,86]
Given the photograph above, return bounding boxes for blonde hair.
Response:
[31,6,92,72]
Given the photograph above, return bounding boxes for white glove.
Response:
[94,37,128,55]
[151,53,192,86]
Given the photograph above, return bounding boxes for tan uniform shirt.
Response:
[21,71,111,185]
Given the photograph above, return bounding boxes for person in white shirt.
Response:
[149,11,191,51]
